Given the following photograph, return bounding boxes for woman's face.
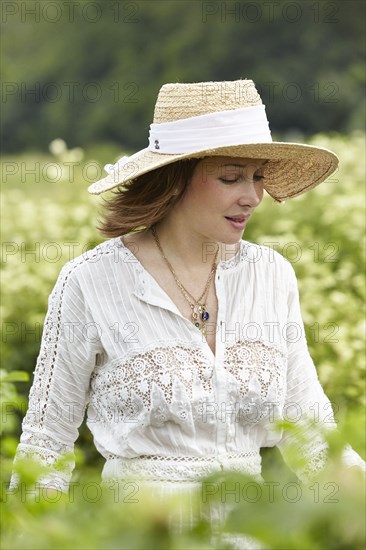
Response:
[172,156,265,245]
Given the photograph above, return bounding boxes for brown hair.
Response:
[96,158,201,238]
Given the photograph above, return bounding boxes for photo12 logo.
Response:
[1,1,140,24]
[201,2,340,24]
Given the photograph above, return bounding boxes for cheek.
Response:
[205,185,233,209]
[185,175,236,210]
[191,178,225,205]
[257,184,264,202]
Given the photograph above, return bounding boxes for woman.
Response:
[11,80,364,541]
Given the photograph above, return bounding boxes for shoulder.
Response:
[53,238,122,291]
[240,240,298,291]
[242,240,293,271]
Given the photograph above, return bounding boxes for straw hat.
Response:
[88,80,338,201]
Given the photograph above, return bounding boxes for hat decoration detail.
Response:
[104,157,129,175]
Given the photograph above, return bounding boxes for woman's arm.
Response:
[276,262,365,481]
[10,260,103,493]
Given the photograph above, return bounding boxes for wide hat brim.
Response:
[88,141,338,202]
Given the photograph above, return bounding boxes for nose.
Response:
[238,180,264,208]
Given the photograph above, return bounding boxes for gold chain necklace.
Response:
[151,225,219,336]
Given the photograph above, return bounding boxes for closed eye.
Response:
[219,176,243,184]
[219,173,264,184]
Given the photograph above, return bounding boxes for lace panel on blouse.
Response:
[89,343,214,429]
[89,339,287,435]
[102,452,262,483]
[223,339,287,425]
[11,432,74,492]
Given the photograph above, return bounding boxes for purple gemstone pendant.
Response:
[201,311,209,321]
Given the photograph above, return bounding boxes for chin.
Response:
[219,233,244,245]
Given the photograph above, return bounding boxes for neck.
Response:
[150,217,240,270]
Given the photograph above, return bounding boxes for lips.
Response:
[225,215,248,222]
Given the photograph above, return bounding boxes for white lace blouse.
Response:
[11,237,364,492]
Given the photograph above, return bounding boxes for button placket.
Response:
[213,268,230,454]
[133,267,184,318]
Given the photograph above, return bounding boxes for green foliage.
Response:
[1,422,365,549]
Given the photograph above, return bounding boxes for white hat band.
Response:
[148,105,272,154]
